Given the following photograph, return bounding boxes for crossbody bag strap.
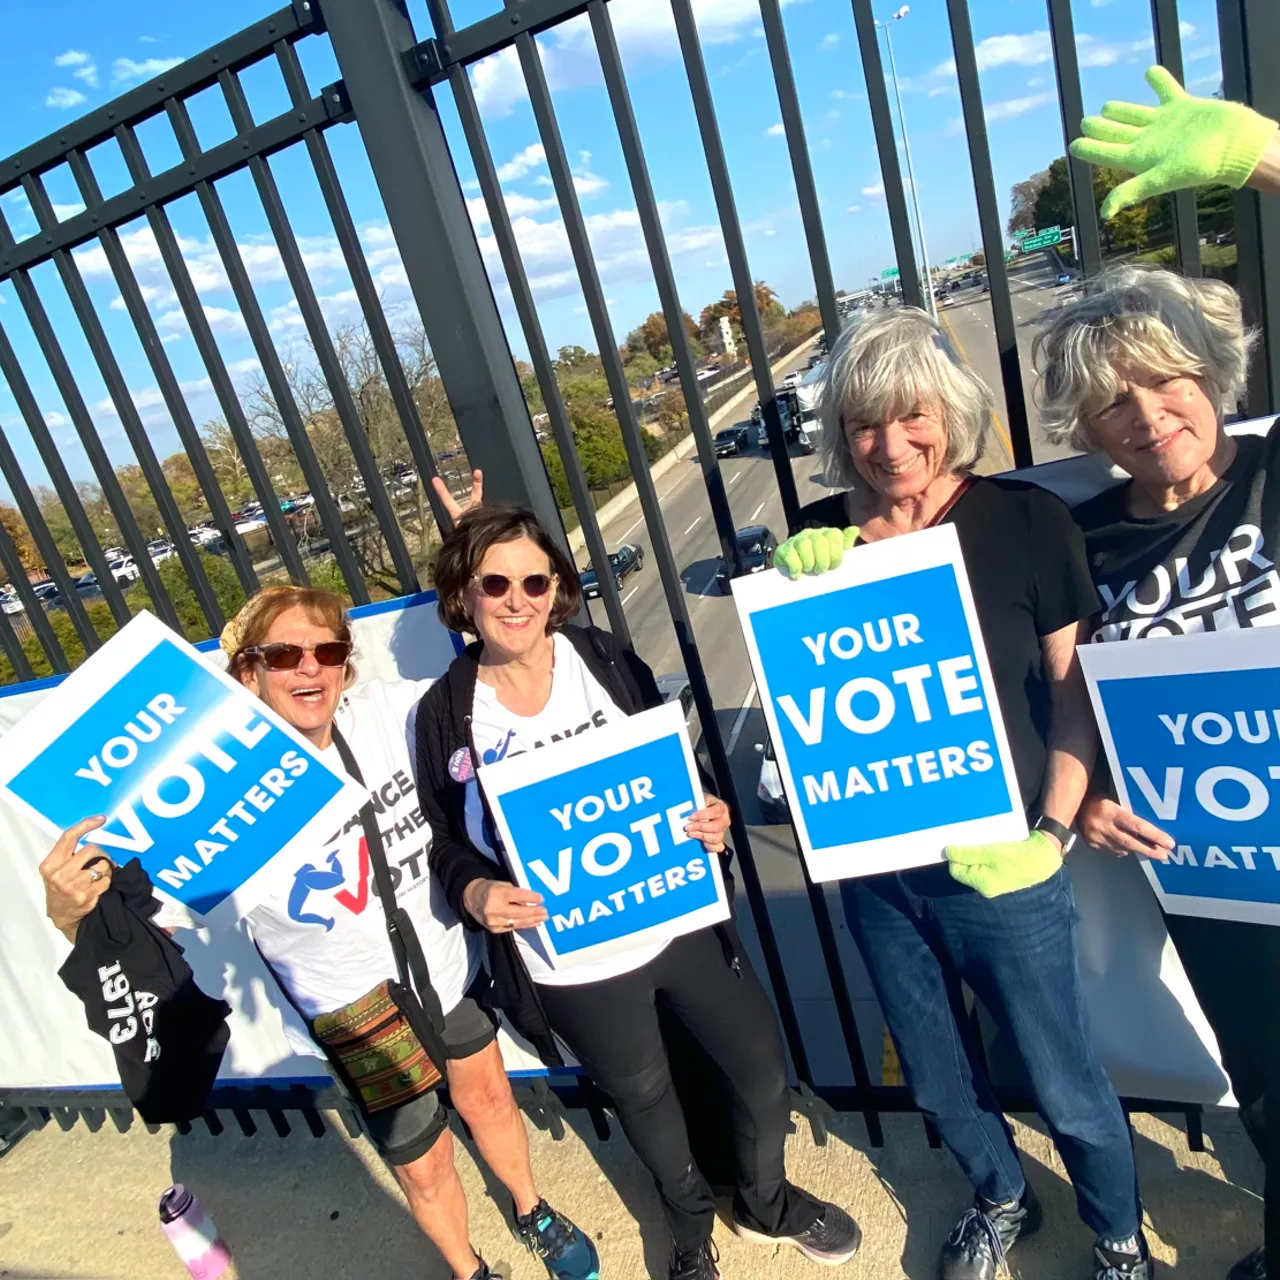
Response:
[330,723,446,1033]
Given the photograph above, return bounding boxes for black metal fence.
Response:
[1,0,1267,1143]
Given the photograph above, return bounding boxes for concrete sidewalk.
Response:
[0,1104,1262,1279]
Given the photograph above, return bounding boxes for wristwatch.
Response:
[1033,814,1077,853]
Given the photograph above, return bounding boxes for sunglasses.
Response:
[472,572,557,599]
[242,641,351,671]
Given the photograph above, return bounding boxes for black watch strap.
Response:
[1034,814,1076,852]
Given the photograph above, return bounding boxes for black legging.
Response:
[1165,913,1280,1272]
[537,923,821,1252]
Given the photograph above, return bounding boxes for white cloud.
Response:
[45,86,86,109]
[1027,76,1045,87]
[111,56,183,85]
[52,202,85,220]
[819,33,840,50]
[572,152,608,197]
[930,28,1154,80]
[156,305,246,336]
[766,122,786,137]
[139,35,157,43]
[1190,72,1223,89]
[1180,20,1196,37]
[54,49,91,67]
[846,204,862,214]
[946,90,1054,136]
[862,181,885,197]
[1185,44,1220,62]
[44,410,70,429]
[1076,32,1154,66]
[496,143,546,184]
[469,0,809,116]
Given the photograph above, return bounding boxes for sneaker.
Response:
[734,1201,862,1265]
[1229,1247,1266,1280]
[669,1238,719,1280]
[938,1186,1042,1280]
[1093,1233,1153,1279]
[515,1198,600,1280]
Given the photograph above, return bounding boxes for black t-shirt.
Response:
[796,476,1099,810]
[1072,420,1280,642]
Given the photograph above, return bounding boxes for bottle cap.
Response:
[158,1184,193,1224]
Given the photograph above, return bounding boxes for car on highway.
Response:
[655,671,703,758]
[714,525,778,595]
[938,293,956,309]
[714,424,751,457]
[1057,291,1081,309]
[579,543,644,599]
[1055,272,1074,286]
[755,736,788,824]
[782,370,802,388]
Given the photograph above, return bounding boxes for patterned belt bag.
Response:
[312,979,443,1114]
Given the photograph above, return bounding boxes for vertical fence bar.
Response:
[588,2,741,585]
[847,0,924,309]
[318,0,570,551]
[1218,0,1280,416]
[0,552,36,680]
[0,317,126,643]
[514,18,818,1094]
[0,419,96,657]
[669,0,801,533]
[757,0,841,340]
[0,243,181,631]
[66,151,259,602]
[945,0,1034,467]
[1046,0,1103,280]
[427,6,629,642]
[166,97,369,604]
[0,506,58,676]
[1149,0,1201,276]
[114,123,303,588]
[22,173,226,635]
[275,42,454,539]
[219,69,419,597]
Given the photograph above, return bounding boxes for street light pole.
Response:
[878,7,936,318]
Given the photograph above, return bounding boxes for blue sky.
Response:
[0,0,1226,494]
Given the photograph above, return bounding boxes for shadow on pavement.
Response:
[680,558,724,598]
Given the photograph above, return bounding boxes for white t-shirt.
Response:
[466,632,670,987]
[239,679,480,1019]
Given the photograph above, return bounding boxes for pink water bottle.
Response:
[158,1184,232,1279]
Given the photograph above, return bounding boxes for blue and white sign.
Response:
[1082,626,1280,925]
[479,702,729,970]
[733,523,1026,881]
[0,612,368,931]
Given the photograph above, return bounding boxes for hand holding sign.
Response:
[1076,793,1175,862]
[463,878,547,933]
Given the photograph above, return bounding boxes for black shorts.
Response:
[354,985,499,1167]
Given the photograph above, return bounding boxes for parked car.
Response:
[0,586,23,615]
[714,424,751,457]
[109,556,140,583]
[755,737,788,824]
[579,543,644,599]
[73,573,104,600]
[147,539,175,565]
[715,525,778,594]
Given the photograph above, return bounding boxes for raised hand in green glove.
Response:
[775,525,860,581]
[1070,65,1278,220]
[944,829,1063,899]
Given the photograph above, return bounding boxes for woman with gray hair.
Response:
[1039,265,1278,1280]
[776,306,1150,1280]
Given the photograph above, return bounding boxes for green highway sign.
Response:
[880,267,900,279]
[1011,228,1032,242]
[1020,227,1064,251]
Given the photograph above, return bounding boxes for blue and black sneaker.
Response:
[515,1198,601,1279]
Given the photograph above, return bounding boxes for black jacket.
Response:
[416,624,737,1065]
[58,860,231,1123]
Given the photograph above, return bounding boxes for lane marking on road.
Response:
[621,585,640,606]
[699,571,718,596]
[750,500,766,521]
[726,681,757,756]
[938,309,1016,465]
[684,516,702,535]
[620,516,644,540]
[730,470,743,485]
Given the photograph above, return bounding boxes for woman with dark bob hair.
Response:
[416,503,860,1280]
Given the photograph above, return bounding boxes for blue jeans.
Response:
[842,864,1140,1241]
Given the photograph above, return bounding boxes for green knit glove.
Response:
[944,830,1063,899]
[775,526,860,581]
[1071,65,1278,219]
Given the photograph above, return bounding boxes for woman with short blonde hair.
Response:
[1039,266,1279,1280]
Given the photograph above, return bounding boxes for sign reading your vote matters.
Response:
[0,612,368,930]
[733,523,1026,881]
[479,702,729,970]
[1082,626,1280,926]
